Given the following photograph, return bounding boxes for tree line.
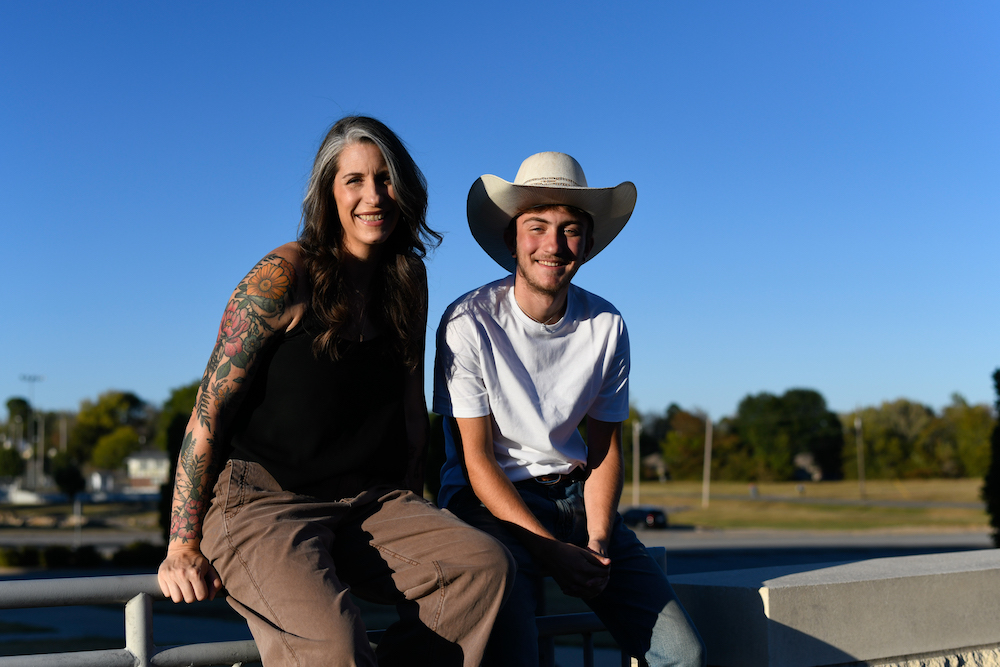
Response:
[2,387,192,498]
[3,381,997,497]
[621,388,996,483]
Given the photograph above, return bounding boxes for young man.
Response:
[433,152,706,667]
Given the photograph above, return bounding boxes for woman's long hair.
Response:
[299,116,441,369]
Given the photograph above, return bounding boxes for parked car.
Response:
[621,506,668,530]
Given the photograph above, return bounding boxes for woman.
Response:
[157,116,512,667]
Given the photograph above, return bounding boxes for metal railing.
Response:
[0,572,638,667]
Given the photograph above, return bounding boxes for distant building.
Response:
[125,449,171,490]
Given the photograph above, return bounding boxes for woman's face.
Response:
[333,142,399,260]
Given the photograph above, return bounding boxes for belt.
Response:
[530,468,586,486]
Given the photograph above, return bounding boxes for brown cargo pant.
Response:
[201,460,514,667]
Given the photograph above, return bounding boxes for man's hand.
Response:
[158,544,223,603]
[543,540,611,599]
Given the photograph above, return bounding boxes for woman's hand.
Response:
[158,544,223,603]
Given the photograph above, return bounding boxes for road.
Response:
[638,526,994,575]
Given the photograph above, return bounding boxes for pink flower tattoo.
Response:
[218,302,250,357]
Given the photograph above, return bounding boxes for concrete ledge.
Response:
[841,642,1000,667]
[669,550,1000,667]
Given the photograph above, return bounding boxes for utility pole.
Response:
[701,414,713,508]
[36,415,46,488]
[20,375,44,490]
[855,413,866,500]
[632,420,642,508]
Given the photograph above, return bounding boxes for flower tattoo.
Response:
[218,302,251,357]
[169,253,297,547]
[246,263,291,300]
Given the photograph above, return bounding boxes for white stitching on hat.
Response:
[521,177,582,187]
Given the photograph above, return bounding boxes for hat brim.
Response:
[467,174,637,272]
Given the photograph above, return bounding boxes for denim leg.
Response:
[586,515,706,667]
[447,487,546,667]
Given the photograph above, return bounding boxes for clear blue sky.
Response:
[2,1,997,421]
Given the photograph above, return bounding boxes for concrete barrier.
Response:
[669,550,1000,667]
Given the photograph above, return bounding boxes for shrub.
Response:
[74,545,104,568]
[112,541,165,568]
[41,546,74,568]
[981,369,1000,547]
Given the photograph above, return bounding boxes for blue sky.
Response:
[2,1,997,421]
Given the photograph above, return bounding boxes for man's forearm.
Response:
[454,416,559,543]
[584,418,624,550]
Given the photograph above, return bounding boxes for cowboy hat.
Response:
[467,152,637,272]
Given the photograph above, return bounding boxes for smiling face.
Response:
[333,141,399,260]
[507,205,594,299]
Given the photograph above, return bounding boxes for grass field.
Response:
[621,478,989,531]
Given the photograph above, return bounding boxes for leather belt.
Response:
[530,468,586,486]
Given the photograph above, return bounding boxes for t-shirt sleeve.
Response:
[432,309,491,418]
[587,317,630,423]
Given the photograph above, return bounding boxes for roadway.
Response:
[638,526,994,575]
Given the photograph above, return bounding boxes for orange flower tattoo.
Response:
[247,264,291,300]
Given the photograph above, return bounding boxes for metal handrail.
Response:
[0,573,630,667]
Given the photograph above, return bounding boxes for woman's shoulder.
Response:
[264,242,307,277]
[239,242,309,329]
[246,243,308,293]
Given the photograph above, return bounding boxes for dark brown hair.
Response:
[299,116,441,368]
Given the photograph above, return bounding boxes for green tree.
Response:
[731,392,792,480]
[50,452,85,498]
[69,391,147,464]
[155,382,199,453]
[981,370,1000,547]
[660,408,706,480]
[91,426,141,470]
[780,389,844,479]
[658,407,756,481]
[942,394,995,478]
[730,389,843,481]
[842,399,948,479]
[5,397,31,426]
[710,419,756,481]
[0,446,25,477]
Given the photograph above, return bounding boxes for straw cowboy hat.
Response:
[467,152,637,272]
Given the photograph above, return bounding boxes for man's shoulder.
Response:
[440,276,512,323]
[569,284,623,321]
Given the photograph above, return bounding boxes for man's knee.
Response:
[674,634,707,667]
[645,629,706,667]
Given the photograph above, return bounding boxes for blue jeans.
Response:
[447,480,706,667]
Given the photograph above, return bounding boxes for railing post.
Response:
[582,632,594,667]
[125,592,154,667]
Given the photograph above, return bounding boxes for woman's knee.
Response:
[456,530,516,598]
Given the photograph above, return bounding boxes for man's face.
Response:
[507,206,594,298]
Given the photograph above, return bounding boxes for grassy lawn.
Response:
[621,478,989,531]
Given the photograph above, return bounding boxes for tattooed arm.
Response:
[157,246,303,603]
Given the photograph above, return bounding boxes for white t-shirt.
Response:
[433,275,630,508]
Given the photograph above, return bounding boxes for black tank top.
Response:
[228,312,407,499]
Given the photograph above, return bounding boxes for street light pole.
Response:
[702,414,713,509]
[632,420,642,508]
[855,413,866,500]
[20,375,44,490]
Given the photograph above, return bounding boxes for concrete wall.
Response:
[669,550,1000,667]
